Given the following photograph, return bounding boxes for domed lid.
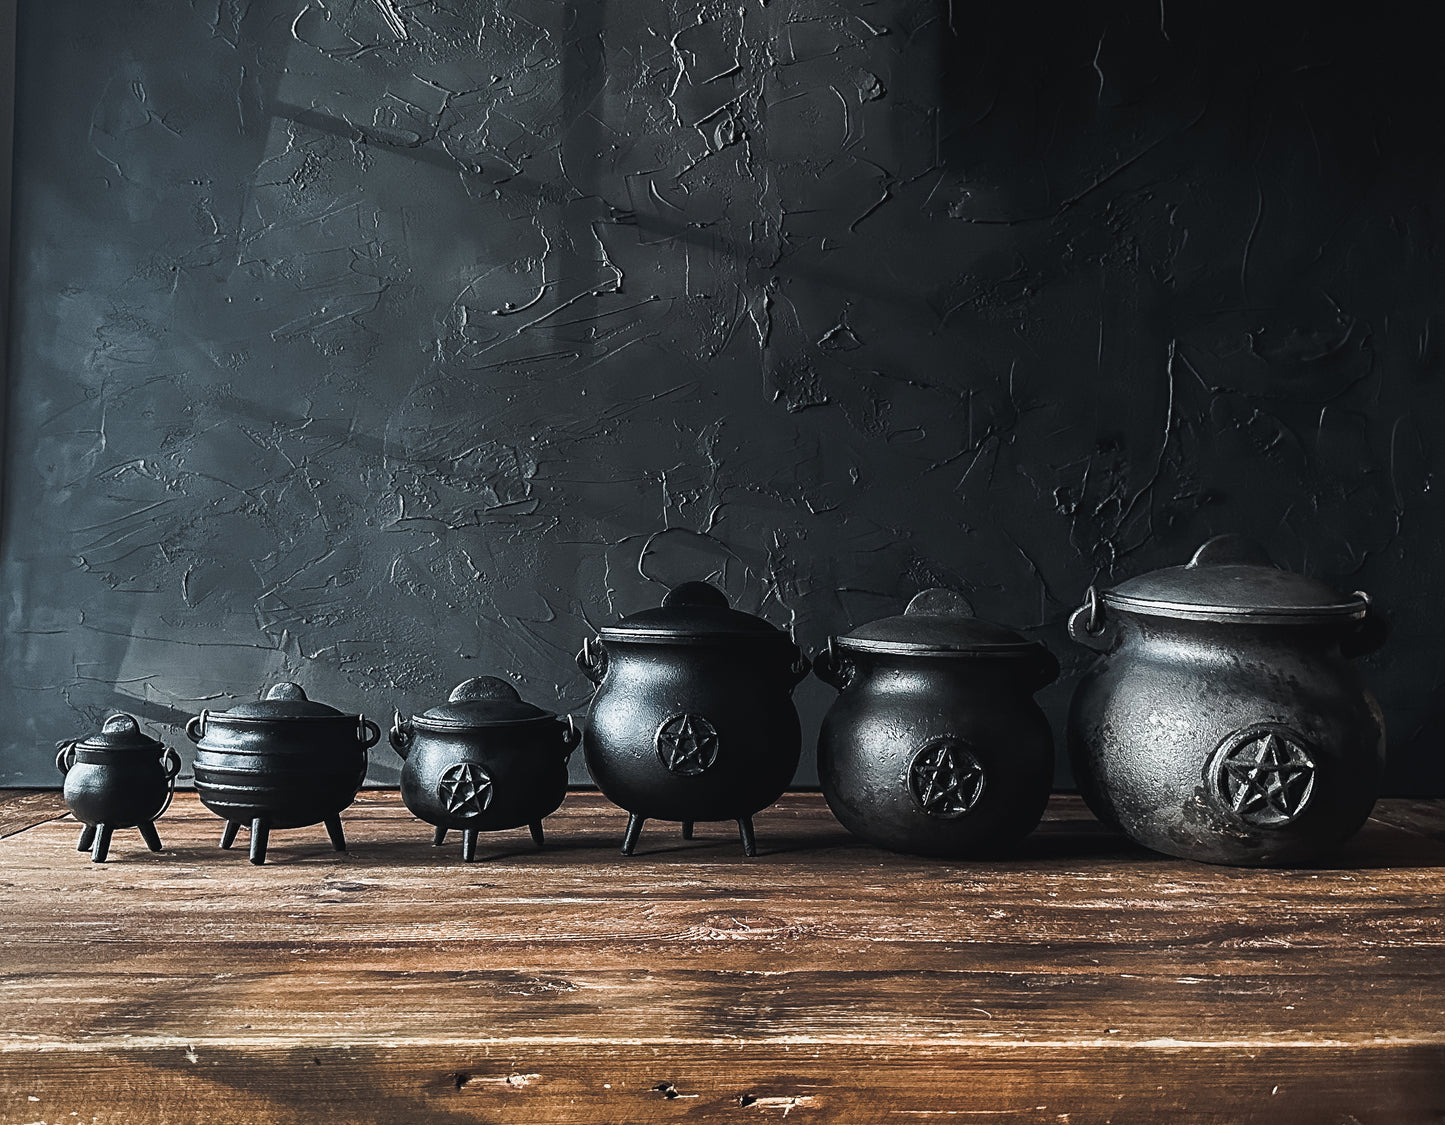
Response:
[217,682,348,721]
[835,589,1040,655]
[412,676,554,730]
[76,713,165,752]
[599,581,788,642]
[1101,534,1369,623]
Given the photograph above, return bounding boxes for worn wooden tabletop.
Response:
[1,790,1442,1124]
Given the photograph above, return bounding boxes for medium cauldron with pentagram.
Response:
[390,677,580,862]
[814,589,1060,857]
[576,581,810,856]
[1067,534,1388,865]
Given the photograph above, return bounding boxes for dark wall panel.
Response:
[3,1,1442,792]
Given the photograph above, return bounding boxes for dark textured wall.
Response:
[4,1,1443,793]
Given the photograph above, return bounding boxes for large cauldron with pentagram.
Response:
[814,590,1060,857]
[577,581,810,856]
[1067,534,1388,866]
[390,677,580,862]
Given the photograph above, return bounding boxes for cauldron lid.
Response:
[1102,535,1368,623]
[600,581,786,641]
[219,682,348,720]
[836,589,1038,654]
[414,676,553,729]
[75,713,165,752]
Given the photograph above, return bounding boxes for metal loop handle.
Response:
[561,713,582,754]
[162,747,182,780]
[185,712,207,744]
[814,637,856,692]
[55,741,77,776]
[389,709,411,750]
[577,636,608,684]
[1067,587,1115,653]
[358,716,382,749]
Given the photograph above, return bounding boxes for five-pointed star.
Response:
[657,715,718,775]
[438,762,493,816]
[912,742,985,817]
[1221,732,1314,823]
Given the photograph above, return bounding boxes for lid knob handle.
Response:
[448,676,523,704]
[904,588,975,617]
[101,714,140,736]
[264,682,309,702]
[662,581,729,609]
[1188,534,1273,568]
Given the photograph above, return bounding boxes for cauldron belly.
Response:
[399,751,567,831]
[583,691,800,822]
[193,756,362,829]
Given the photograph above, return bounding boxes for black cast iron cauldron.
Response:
[187,683,380,865]
[814,590,1060,857]
[1067,534,1388,866]
[56,714,182,862]
[576,581,810,856]
[390,676,580,861]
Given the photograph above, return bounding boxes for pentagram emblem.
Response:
[655,714,720,776]
[437,762,494,817]
[908,737,986,819]
[1208,724,1317,827]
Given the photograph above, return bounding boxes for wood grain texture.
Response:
[2,793,1443,1124]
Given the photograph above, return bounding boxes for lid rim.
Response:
[834,636,1043,656]
[1102,591,1368,623]
[599,627,790,643]
[410,713,557,733]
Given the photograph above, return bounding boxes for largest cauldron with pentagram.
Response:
[1067,534,1388,866]
[814,590,1060,857]
[577,582,810,856]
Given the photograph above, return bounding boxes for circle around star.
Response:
[1208,723,1317,827]
[436,761,494,818]
[908,737,987,820]
[654,713,720,776]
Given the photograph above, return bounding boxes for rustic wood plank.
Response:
[0,788,65,837]
[1,793,1442,1123]
[1369,797,1445,841]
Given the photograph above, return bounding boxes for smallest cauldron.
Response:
[391,677,580,862]
[56,714,181,862]
[814,590,1060,857]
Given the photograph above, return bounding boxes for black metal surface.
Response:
[186,682,377,864]
[816,592,1059,857]
[389,676,577,861]
[580,582,809,854]
[1067,538,1388,865]
[55,713,180,863]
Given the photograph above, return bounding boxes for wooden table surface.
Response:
[1,790,1442,1124]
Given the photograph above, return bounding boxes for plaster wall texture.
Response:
[3,1,1441,793]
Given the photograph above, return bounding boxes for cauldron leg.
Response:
[138,821,163,852]
[433,826,447,846]
[621,813,645,856]
[77,824,97,852]
[248,817,270,866]
[681,821,694,840]
[461,829,478,862]
[529,821,545,848]
[91,824,113,864]
[737,816,756,858]
[324,815,347,853]
[219,821,241,850]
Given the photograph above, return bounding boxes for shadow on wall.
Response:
[1,0,1442,794]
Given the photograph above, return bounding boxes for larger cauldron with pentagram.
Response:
[1067,534,1388,866]
[390,677,580,862]
[576,581,810,856]
[814,589,1060,857]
